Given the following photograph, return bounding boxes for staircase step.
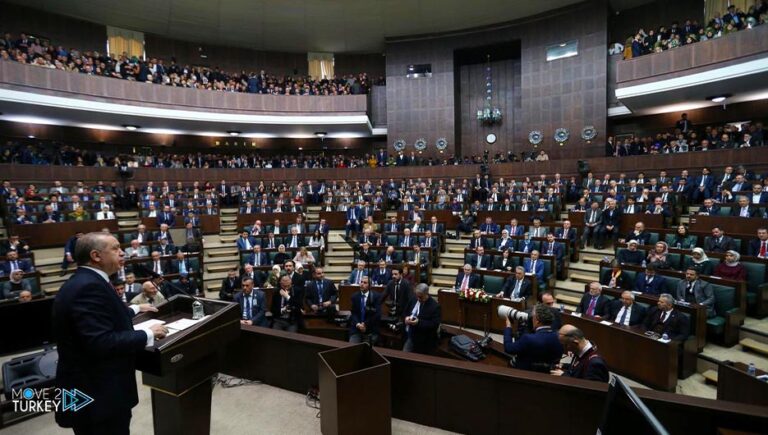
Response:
[569,262,599,273]
[569,272,596,284]
[118,220,140,227]
[221,224,237,231]
[116,212,138,218]
[556,293,582,305]
[207,248,239,257]
[440,259,464,268]
[555,279,588,292]
[43,284,62,295]
[207,263,238,273]
[220,208,238,215]
[740,338,768,356]
[219,235,238,243]
[432,277,455,287]
[702,369,718,385]
[220,216,238,223]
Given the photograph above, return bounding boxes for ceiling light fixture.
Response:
[123,124,140,131]
[227,130,241,136]
[27,135,35,139]
[707,94,731,103]
[315,132,327,138]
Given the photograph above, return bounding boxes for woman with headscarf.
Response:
[647,241,671,269]
[265,265,282,288]
[714,250,747,281]
[684,248,713,275]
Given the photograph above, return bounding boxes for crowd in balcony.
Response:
[612,2,768,59]
[606,114,766,157]
[0,32,382,95]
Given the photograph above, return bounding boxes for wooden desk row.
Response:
[568,210,664,234]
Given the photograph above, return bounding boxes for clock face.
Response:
[486,133,497,144]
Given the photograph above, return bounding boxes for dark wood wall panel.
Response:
[608,0,704,44]
[385,0,608,160]
[369,85,388,127]
[0,2,106,53]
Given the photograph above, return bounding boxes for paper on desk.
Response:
[133,319,165,331]
[600,321,613,326]
[571,312,582,317]
[165,316,209,332]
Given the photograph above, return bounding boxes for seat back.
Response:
[648,232,660,245]
[718,207,731,216]
[483,275,504,294]
[667,253,682,270]
[711,284,736,316]
[663,275,682,294]
[741,261,766,293]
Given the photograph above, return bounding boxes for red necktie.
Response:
[760,241,767,257]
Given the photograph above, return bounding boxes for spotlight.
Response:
[27,135,35,139]
[123,124,140,131]
[227,130,241,136]
[707,94,731,103]
[315,132,327,138]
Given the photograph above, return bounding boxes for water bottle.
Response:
[559,304,564,313]
[192,299,205,320]
[661,333,669,341]
[748,363,757,377]
[641,259,647,268]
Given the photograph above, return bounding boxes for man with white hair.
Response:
[402,283,441,354]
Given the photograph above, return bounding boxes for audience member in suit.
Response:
[608,291,647,326]
[595,201,621,249]
[379,246,401,264]
[262,233,279,249]
[407,245,429,270]
[505,219,525,237]
[466,230,486,250]
[494,249,516,272]
[523,250,545,283]
[385,269,413,318]
[455,264,482,290]
[53,233,166,434]
[0,250,33,276]
[219,269,241,301]
[552,325,609,382]
[541,233,564,272]
[239,264,264,288]
[174,273,202,298]
[40,205,62,223]
[0,235,29,256]
[370,260,393,286]
[349,276,383,344]
[121,274,141,304]
[730,196,758,218]
[644,293,690,341]
[676,268,715,317]
[697,198,720,216]
[501,267,532,299]
[156,206,176,227]
[503,303,563,372]
[704,227,737,253]
[554,220,578,247]
[576,282,610,317]
[124,239,149,259]
[271,275,305,332]
[248,245,269,267]
[634,266,666,295]
[284,261,306,289]
[348,260,369,285]
[622,221,651,246]
[402,284,442,354]
[467,246,492,269]
[747,227,768,259]
[305,267,338,315]
[236,277,268,327]
[236,231,257,251]
[581,203,602,248]
[616,240,645,265]
[479,217,499,235]
[146,251,171,277]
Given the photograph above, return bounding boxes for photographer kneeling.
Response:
[501,303,563,372]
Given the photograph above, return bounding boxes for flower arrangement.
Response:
[458,288,491,303]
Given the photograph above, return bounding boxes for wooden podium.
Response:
[133,295,240,435]
[318,344,391,435]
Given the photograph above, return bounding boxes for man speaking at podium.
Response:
[53,233,167,434]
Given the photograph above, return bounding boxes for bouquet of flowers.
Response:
[458,288,491,303]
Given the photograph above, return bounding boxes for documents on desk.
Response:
[133,316,210,338]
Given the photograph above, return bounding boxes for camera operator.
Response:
[349,276,382,344]
[502,303,563,372]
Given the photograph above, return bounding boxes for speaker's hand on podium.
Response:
[137,304,158,313]
[150,324,168,339]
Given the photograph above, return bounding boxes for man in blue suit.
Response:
[248,245,270,267]
[156,205,176,227]
[348,260,369,285]
[467,246,492,269]
[691,167,715,203]
[235,276,268,327]
[345,203,362,237]
[455,264,482,290]
[53,233,166,434]
[370,259,393,286]
[349,276,382,344]
[504,218,525,237]
[634,265,666,295]
[503,304,563,372]
[305,267,338,315]
[0,250,33,276]
[479,217,499,235]
[524,250,545,284]
[236,230,257,251]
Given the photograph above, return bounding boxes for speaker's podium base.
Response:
[133,295,240,435]
[318,344,390,435]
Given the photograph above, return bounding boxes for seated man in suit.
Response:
[124,239,149,259]
[747,227,768,259]
[467,246,492,270]
[349,276,383,344]
[505,218,525,237]
[122,273,142,303]
[146,251,171,277]
[398,228,415,248]
[455,263,482,290]
[305,266,339,315]
[576,282,610,317]
[0,250,33,276]
[634,265,666,295]
[704,226,737,253]
[645,197,671,219]
[239,263,264,288]
[523,250,545,284]
[697,198,721,216]
[595,199,621,249]
[371,259,393,286]
[171,251,195,277]
[248,245,270,267]
[541,233,564,274]
[236,276,268,327]
[39,205,62,223]
[261,232,279,250]
[270,275,305,332]
[427,216,444,234]
[466,230,485,250]
[421,230,439,252]
[219,268,241,301]
[552,325,609,382]
[237,230,257,251]
[581,202,602,249]
[379,245,400,264]
[407,244,429,270]
[356,242,376,264]
[528,218,548,238]
[384,216,400,233]
[479,217,499,235]
[730,196,758,218]
[644,293,690,341]
[156,205,176,227]
[676,268,715,318]
[503,303,564,372]
[154,237,175,257]
[501,266,532,300]
[154,223,174,245]
[554,220,577,247]
[616,240,645,265]
[621,221,651,246]
[348,260,369,285]
[385,268,413,318]
[608,290,647,326]
[402,283,442,354]
[284,227,305,249]
[130,280,167,306]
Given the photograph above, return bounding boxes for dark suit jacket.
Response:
[617,249,645,265]
[379,251,401,264]
[53,267,147,426]
[599,209,622,227]
[625,230,651,245]
[403,296,441,353]
[748,238,768,257]
[467,253,492,269]
[576,293,610,317]
[608,300,647,326]
[269,286,305,326]
[564,346,609,382]
[703,236,737,253]
[554,227,577,245]
[634,273,666,295]
[501,277,532,299]
[349,290,383,336]
[305,279,338,307]
[235,290,268,327]
[494,256,516,271]
[455,272,482,289]
[644,307,690,341]
[248,252,270,266]
[730,205,758,218]
[503,326,563,372]
[385,278,413,316]
[219,277,241,300]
